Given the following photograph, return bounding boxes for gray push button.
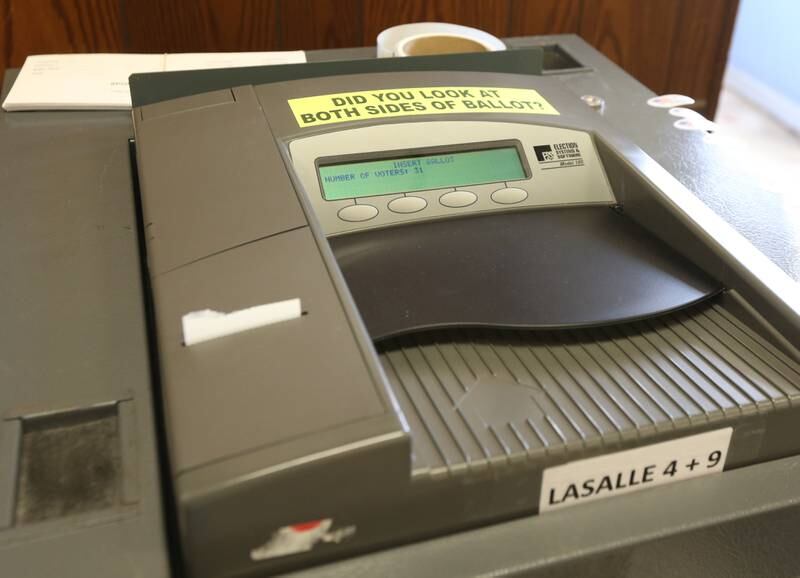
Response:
[440,190,477,208]
[491,187,528,205]
[388,196,427,214]
[338,204,378,222]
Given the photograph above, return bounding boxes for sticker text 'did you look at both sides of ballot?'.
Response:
[288,86,559,127]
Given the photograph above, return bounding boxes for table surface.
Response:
[1,35,799,578]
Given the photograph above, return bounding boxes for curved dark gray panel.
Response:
[331,206,721,340]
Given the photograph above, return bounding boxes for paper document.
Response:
[2,51,306,111]
[163,51,306,72]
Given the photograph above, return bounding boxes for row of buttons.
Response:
[337,187,529,222]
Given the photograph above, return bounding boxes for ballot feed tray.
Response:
[378,299,800,480]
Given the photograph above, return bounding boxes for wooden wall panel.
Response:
[124,0,279,53]
[668,0,739,116]
[579,0,682,95]
[362,0,510,44]
[5,0,121,68]
[281,0,363,50]
[508,0,581,36]
[0,0,9,77]
[0,0,739,118]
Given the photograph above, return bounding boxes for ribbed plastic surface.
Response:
[377,301,800,478]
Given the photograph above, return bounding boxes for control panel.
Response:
[288,121,615,236]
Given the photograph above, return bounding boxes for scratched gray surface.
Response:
[0,70,169,578]
[284,454,800,578]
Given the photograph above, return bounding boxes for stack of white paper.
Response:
[163,51,305,72]
[1,51,306,112]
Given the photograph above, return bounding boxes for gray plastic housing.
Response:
[131,71,800,578]
[0,72,169,577]
[134,85,408,578]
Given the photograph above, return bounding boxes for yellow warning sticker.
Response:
[288,86,559,127]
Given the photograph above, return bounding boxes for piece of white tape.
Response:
[647,94,695,108]
[182,298,302,346]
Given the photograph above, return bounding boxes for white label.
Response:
[647,94,695,108]
[673,117,718,133]
[540,428,732,513]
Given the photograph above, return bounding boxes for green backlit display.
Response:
[318,147,526,201]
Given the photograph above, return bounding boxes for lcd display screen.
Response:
[318,146,526,201]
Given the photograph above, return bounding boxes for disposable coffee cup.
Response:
[394,33,494,57]
[377,23,505,58]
